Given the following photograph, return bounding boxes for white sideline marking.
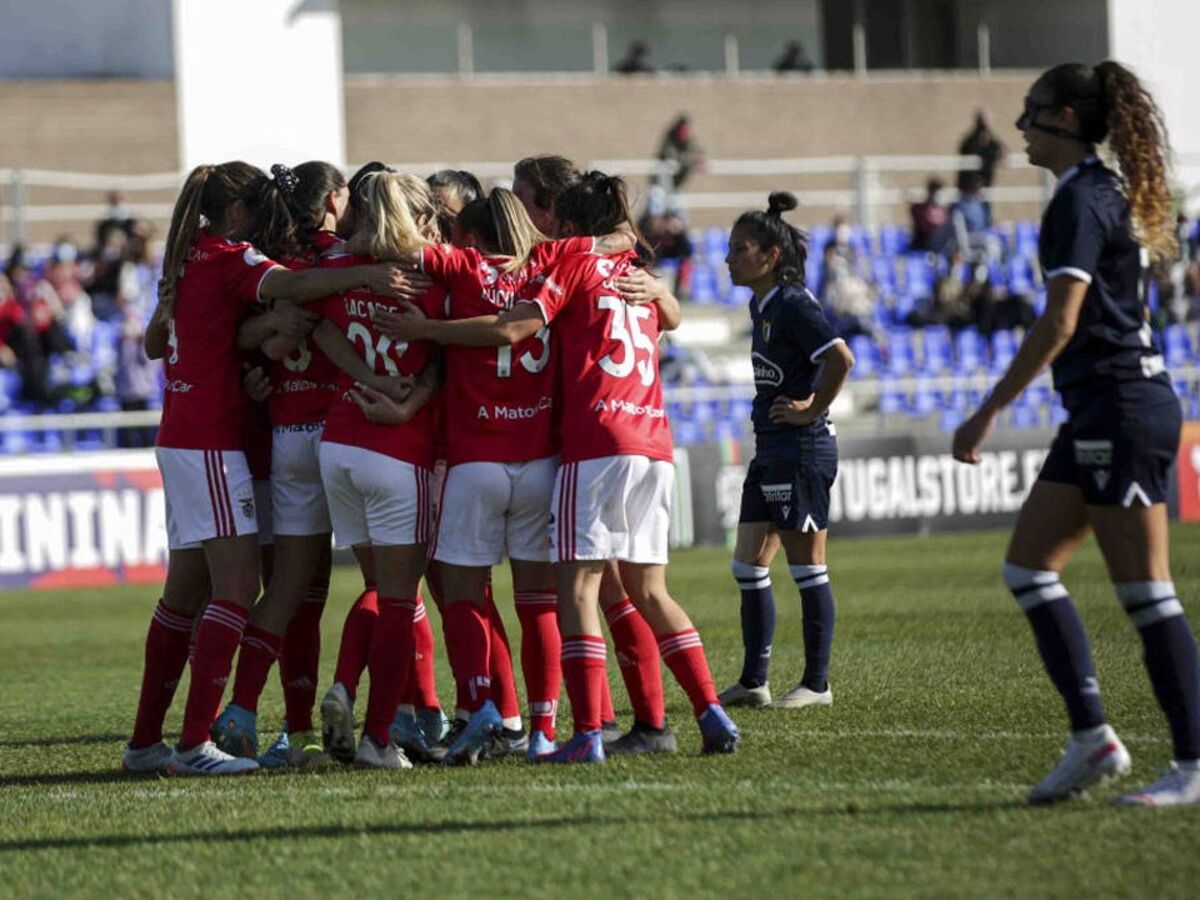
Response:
[787,728,1170,744]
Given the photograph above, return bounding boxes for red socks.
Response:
[605,598,666,728]
[131,600,195,748]
[485,592,521,722]
[364,597,419,745]
[230,625,282,714]
[333,588,378,698]
[400,601,441,711]
[280,599,324,733]
[180,600,248,749]
[443,600,491,711]
[657,628,719,717]
[515,589,561,739]
[600,667,615,724]
[562,635,607,734]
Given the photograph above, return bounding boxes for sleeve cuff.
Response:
[809,336,845,363]
[1045,266,1093,285]
[515,297,551,324]
[255,265,285,302]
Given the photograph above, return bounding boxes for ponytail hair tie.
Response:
[271,163,299,197]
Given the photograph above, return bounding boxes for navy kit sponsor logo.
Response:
[760,482,793,503]
[1073,440,1113,467]
[751,352,784,387]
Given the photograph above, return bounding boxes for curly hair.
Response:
[1039,61,1177,262]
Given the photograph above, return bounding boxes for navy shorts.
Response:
[739,431,838,532]
[1039,378,1182,506]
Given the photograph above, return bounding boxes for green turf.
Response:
[2,526,1199,898]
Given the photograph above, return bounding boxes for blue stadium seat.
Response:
[879,379,907,415]
[990,329,1018,370]
[1163,324,1193,367]
[848,334,879,377]
[885,328,915,375]
[689,263,718,305]
[902,254,934,299]
[920,326,952,374]
[673,420,703,446]
[954,328,985,373]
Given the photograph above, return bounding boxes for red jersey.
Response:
[320,251,445,467]
[419,237,593,466]
[157,230,280,450]
[269,231,342,426]
[519,251,672,465]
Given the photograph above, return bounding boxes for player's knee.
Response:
[1002,562,1066,611]
[732,559,771,591]
[1115,581,1184,630]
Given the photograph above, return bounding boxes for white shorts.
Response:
[271,424,331,536]
[156,447,259,550]
[431,456,557,566]
[319,441,433,549]
[254,479,273,546]
[552,455,673,565]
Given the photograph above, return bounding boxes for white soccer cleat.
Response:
[122,741,175,773]
[172,741,260,776]
[771,683,832,710]
[320,682,357,766]
[1028,724,1131,805]
[1114,761,1200,807]
[717,681,773,708]
[355,733,413,770]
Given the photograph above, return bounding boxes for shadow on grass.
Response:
[1,798,1038,853]
[0,733,126,749]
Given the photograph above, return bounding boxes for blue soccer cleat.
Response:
[417,707,450,745]
[698,704,740,755]
[533,730,605,765]
[256,729,291,769]
[526,729,557,761]
[391,708,438,764]
[442,700,503,767]
[211,703,258,758]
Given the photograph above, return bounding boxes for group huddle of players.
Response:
[123,154,743,775]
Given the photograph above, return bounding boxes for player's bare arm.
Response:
[259,263,429,305]
[614,268,682,330]
[953,275,1086,463]
[236,301,317,355]
[372,301,543,347]
[768,340,854,426]
[312,318,413,402]
[144,300,170,360]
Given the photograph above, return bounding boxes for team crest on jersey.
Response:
[1093,469,1111,491]
[751,351,784,387]
[243,247,268,267]
[480,262,499,286]
[239,495,256,519]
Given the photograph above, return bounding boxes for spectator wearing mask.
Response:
[657,114,705,192]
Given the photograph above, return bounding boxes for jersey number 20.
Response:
[347,321,408,374]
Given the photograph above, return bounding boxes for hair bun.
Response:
[271,163,300,197]
[767,191,798,216]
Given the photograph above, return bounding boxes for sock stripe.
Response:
[241,636,279,657]
[201,604,248,635]
[153,605,194,633]
[737,576,773,590]
[604,601,638,625]
[657,630,703,657]
[794,574,830,590]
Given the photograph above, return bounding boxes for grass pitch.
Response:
[2,525,1200,898]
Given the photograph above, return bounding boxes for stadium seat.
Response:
[990,329,1017,370]
[953,328,985,373]
[885,328,915,375]
[1163,324,1193,368]
[919,326,952,374]
[848,334,878,377]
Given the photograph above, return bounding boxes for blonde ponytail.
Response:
[359,172,437,261]
[488,188,548,273]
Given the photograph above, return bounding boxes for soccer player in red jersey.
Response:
[315,170,447,769]
[121,161,416,777]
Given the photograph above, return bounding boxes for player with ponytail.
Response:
[718,191,855,714]
[954,62,1200,806]
[122,162,418,776]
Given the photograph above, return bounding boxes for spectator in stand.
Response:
[656,114,705,191]
[115,297,160,448]
[774,40,815,74]
[909,177,950,253]
[0,274,26,377]
[819,218,876,338]
[950,173,998,259]
[638,185,694,298]
[2,250,70,407]
[957,110,1006,192]
[907,249,973,330]
[87,222,129,321]
[967,257,1035,336]
[117,222,159,325]
[45,239,95,351]
[615,39,655,75]
[95,190,135,247]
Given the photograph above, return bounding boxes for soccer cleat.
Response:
[287,730,331,769]
[390,710,439,764]
[771,683,832,710]
[1114,761,1200,807]
[601,719,623,746]
[320,682,357,765]
[122,741,175,774]
[417,707,450,745]
[698,704,740,755]
[1027,725,1131,805]
[533,730,605,764]
[443,701,503,767]
[718,681,773,709]
[482,726,529,760]
[172,741,260,776]
[607,719,679,756]
[256,729,292,769]
[211,703,259,758]
[354,733,413,770]
[526,729,557,760]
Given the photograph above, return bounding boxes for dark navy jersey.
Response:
[749,283,842,441]
[1039,156,1166,393]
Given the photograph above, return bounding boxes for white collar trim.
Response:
[756,285,781,313]
[1054,154,1100,195]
